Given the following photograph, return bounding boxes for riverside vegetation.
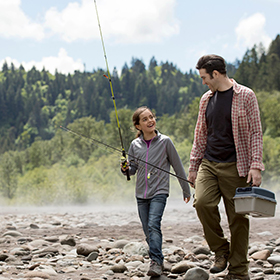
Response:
[0,35,280,205]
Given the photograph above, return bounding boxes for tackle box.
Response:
[233,187,277,217]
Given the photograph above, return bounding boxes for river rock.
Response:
[0,254,9,261]
[251,249,271,260]
[1,203,280,280]
[60,235,76,246]
[123,242,148,256]
[183,267,209,280]
[267,255,280,265]
[193,246,210,255]
[2,230,22,237]
[171,260,196,273]
[76,243,99,256]
[24,270,51,279]
[113,239,130,248]
[86,251,99,261]
[110,263,128,273]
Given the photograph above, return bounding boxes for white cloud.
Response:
[235,13,272,50]
[1,48,85,75]
[0,0,44,40]
[260,0,280,2]
[44,0,179,43]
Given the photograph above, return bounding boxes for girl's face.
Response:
[136,109,156,136]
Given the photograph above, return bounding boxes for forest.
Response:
[0,35,280,205]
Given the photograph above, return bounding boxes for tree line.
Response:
[0,35,279,204]
[0,56,207,153]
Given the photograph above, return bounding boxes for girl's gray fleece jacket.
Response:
[125,130,191,199]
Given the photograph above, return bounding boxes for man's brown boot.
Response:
[210,254,228,273]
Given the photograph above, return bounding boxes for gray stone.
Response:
[257,231,273,237]
[275,267,280,274]
[35,264,58,276]
[249,245,259,255]
[193,246,210,255]
[275,237,280,246]
[30,223,40,229]
[60,235,76,246]
[110,263,127,273]
[76,243,99,257]
[250,267,263,273]
[113,239,130,248]
[171,260,196,274]
[86,251,99,261]
[2,230,22,237]
[263,268,275,274]
[44,236,59,243]
[29,239,50,247]
[123,242,148,256]
[10,247,30,256]
[24,271,50,279]
[0,254,9,262]
[183,267,209,280]
[267,255,280,265]
[35,246,59,257]
[250,272,265,280]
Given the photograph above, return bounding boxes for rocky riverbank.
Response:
[0,199,280,280]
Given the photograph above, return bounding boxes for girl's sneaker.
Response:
[147,260,163,276]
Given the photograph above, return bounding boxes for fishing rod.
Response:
[94,0,130,181]
[60,126,194,186]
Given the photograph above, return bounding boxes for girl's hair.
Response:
[132,106,155,138]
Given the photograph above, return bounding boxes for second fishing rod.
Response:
[60,126,194,186]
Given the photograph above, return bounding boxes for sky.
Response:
[0,0,279,75]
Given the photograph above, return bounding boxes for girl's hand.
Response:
[120,160,129,171]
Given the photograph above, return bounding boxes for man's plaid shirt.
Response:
[189,79,265,177]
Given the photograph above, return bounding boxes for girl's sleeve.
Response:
[166,138,191,199]
[127,143,138,176]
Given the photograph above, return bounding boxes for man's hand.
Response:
[247,169,262,186]
[187,171,197,188]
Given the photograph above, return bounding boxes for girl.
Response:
[121,106,191,276]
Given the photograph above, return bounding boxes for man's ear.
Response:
[212,70,219,78]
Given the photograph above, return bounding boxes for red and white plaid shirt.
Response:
[189,79,265,177]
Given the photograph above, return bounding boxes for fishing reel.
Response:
[121,155,130,181]
[121,156,128,169]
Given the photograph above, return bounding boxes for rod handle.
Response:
[126,169,130,181]
[121,156,130,181]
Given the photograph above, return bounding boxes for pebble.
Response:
[251,249,271,260]
[183,267,209,280]
[0,204,280,280]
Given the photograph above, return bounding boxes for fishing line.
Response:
[94,0,130,181]
[60,126,193,186]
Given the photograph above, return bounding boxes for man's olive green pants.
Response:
[194,159,250,275]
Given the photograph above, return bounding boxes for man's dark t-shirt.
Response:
[204,87,237,163]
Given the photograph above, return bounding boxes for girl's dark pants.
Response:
[137,194,168,265]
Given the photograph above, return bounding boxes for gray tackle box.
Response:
[233,187,277,217]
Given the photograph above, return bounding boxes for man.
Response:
[188,54,265,280]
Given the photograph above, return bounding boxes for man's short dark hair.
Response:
[196,54,227,78]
